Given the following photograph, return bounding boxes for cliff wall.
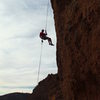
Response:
[30,74,63,100]
[51,0,100,100]
[30,0,100,100]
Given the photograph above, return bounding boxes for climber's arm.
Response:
[45,30,47,35]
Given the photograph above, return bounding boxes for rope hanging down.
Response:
[37,0,49,84]
[37,41,43,83]
[45,0,49,30]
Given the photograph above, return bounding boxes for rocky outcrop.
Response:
[0,93,30,100]
[51,0,100,100]
[30,74,63,100]
[30,0,100,100]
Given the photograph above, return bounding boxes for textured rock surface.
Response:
[30,0,100,100]
[51,0,100,100]
[30,74,62,100]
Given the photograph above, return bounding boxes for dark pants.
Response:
[41,36,52,44]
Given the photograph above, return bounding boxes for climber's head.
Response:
[41,29,44,32]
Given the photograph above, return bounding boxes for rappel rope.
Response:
[37,41,43,83]
[37,0,49,84]
[45,0,49,31]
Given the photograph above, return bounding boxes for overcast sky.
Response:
[0,0,57,95]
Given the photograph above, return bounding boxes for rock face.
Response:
[30,0,100,100]
[51,0,100,100]
[30,74,63,100]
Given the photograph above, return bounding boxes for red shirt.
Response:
[40,32,47,38]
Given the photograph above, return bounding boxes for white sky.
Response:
[0,0,57,95]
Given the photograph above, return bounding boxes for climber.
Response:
[39,29,54,46]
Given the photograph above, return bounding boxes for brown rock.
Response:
[30,74,62,100]
[30,0,100,100]
[51,0,100,100]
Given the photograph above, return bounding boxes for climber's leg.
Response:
[47,37,54,46]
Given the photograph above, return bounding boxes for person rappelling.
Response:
[37,0,54,84]
[39,29,54,46]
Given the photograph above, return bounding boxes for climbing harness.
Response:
[37,0,50,83]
